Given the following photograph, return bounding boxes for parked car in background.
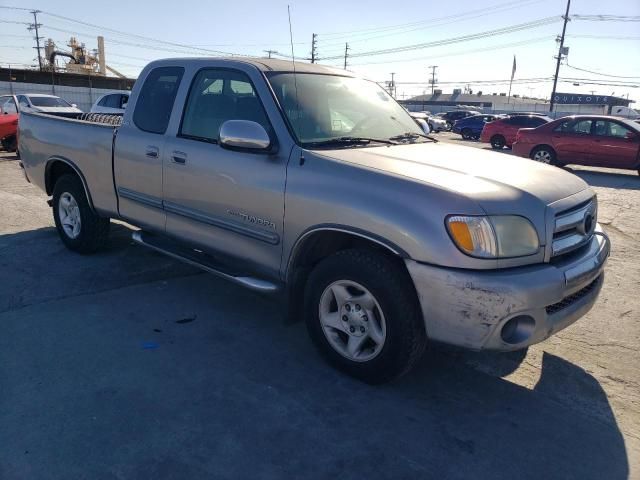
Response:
[506,112,550,117]
[90,92,130,114]
[0,95,19,151]
[438,109,482,130]
[14,94,82,117]
[408,111,431,134]
[480,114,551,149]
[452,114,502,140]
[425,114,447,132]
[513,115,640,174]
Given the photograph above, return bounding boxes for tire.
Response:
[530,146,556,165]
[52,174,110,253]
[304,249,426,384]
[490,135,506,150]
[461,128,472,140]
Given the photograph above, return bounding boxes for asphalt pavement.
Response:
[0,144,638,479]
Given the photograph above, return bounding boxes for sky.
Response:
[1,0,639,104]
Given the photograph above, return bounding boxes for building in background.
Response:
[401,89,635,117]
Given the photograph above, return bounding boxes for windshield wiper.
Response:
[389,132,438,143]
[303,136,399,149]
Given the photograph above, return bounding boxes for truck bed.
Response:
[18,112,121,217]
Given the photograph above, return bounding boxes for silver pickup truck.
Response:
[19,58,610,383]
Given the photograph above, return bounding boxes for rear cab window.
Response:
[133,66,185,134]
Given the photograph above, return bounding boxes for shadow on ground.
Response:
[0,222,629,479]
[566,167,640,190]
[0,222,198,313]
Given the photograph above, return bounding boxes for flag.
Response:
[511,55,517,81]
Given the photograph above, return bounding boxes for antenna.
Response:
[287,5,300,133]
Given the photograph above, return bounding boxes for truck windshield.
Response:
[267,73,423,147]
[29,96,72,107]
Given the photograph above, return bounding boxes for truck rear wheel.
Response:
[52,174,110,253]
[304,249,426,384]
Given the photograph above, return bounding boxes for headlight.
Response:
[447,215,539,258]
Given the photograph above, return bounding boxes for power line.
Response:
[348,36,552,66]
[571,14,640,22]
[316,0,545,48]
[316,0,541,38]
[319,16,561,60]
[565,64,640,79]
[567,34,640,40]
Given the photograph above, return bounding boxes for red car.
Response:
[513,115,640,175]
[0,95,19,151]
[480,114,550,149]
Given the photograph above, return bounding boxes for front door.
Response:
[592,120,640,169]
[114,66,184,232]
[162,67,287,278]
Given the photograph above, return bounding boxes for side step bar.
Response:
[131,231,280,293]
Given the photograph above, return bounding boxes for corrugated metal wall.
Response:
[0,81,129,112]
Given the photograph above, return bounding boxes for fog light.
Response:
[500,315,535,345]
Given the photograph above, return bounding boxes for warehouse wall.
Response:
[0,81,130,112]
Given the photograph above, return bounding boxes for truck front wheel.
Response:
[52,174,110,253]
[304,249,426,384]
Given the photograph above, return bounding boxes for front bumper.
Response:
[405,227,610,351]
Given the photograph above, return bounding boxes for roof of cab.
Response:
[148,56,357,76]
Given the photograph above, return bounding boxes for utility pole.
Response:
[549,0,571,113]
[263,50,277,59]
[428,65,438,95]
[310,33,317,63]
[343,43,350,70]
[28,10,44,71]
[389,72,396,98]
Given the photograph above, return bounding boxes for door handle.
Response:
[171,151,187,164]
[145,146,159,158]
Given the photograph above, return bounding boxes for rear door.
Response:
[592,120,640,168]
[114,66,184,232]
[550,118,596,164]
[162,67,287,277]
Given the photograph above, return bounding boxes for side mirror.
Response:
[219,120,271,151]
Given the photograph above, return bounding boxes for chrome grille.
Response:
[552,198,597,258]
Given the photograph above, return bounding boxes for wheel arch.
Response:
[284,226,409,323]
[45,157,95,212]
[530,144,556,159]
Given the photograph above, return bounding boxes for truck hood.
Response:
[323,142,589,212]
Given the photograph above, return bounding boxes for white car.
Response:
[425,114,447,133]
[408,112,431,135]
[15,94,82,117]
[90,92,130,114]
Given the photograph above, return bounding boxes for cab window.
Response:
[133,66,184,134]
[180,69,270,143]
